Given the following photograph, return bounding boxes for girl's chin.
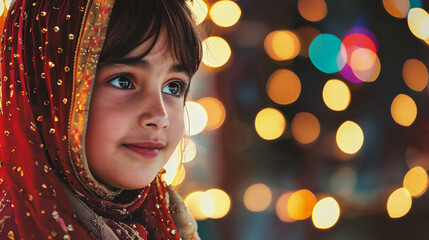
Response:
[94,175,153,191]
[107,178,156,190]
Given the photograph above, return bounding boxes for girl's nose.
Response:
[138,93,169,130]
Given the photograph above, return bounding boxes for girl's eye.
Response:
[108,74,134,89]
[162,80,187,97]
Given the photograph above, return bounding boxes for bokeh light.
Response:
[266,69,301,105]
[390,94,418,127]
[382,0,410,18]
[200,191,216,217]
[202,36,231,68]
[164,144,182,185]
[0,1,4,15]
[183,138,197,163]
[185,189,231,220]
[185,191,208,220]
[244,183,272,212]
[322,79,351,111]
[312,197,340,229]
[5,0,12,9]
[340,30,378,83]
[203,189,231,219]
[342,31,378,55]
[291,112,321,144]
[296,26,321,57]
[297,0,328,22]
[187,0,208,25]
[197,97,226,131]
[309,34,346,74]
[264,30,301,61]
[172,164,186,187]
[387,188,412,218]
[276,192,296,222]
[403,58,429,91]
[350,48,381,82]
[407,8,429,41]
[287,189,317,220]
[403,166,428,197]
[185,101,208,135]
[255,108,286,140]
[209,0,241,27]
[336,121,364,154]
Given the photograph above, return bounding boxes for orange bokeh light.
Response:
[298,0,328,22]
[266,69,301,105]
[403,59,429,92]
[382,0,410,18]
[291,112,321,144]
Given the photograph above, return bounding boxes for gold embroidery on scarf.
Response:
[69,0,118,200]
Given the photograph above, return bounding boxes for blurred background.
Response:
[165,0,429,239]
[2,0,429,239]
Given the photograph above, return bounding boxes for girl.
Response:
[0,0,202,239]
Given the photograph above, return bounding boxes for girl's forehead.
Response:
[125,30,174,60]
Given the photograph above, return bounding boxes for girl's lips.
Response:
[123,143,164,158]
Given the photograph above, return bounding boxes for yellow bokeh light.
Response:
[200,191,216,217]
[276,192,296,222]
[202,36,231,68]
[254,108,286,140]
[323,79,351,111]
[382,0,410,18]
[183,138,197,163]
[266,69,301,105]
[197,97,226,130]
[5,0,12,9]
[297,0,328,22]
[163,144,182,185]
[350,48,381,82]
[291,112,321,144]
[403,166,429,197]
[185,191,208,220]
[264,30,301,61]
[403,59,429,92]
[185,189,231,220]
[391,94,418,127]
[387,188,412,218]
[204,189,231,219]
[187,0,208,25]
[0,1,4,15]
[336,121,364,154]
[209,0,241,27]
[408,8,429,40]
[351,49,377,71]
[171,164,186,187]
[312,197,340,229]
[243,183,272,212]
[185,101,208,136]
[287,189,317,220]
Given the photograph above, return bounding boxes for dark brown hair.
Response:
[99,0,202,78]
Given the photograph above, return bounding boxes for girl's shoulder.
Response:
[0,186,20,239]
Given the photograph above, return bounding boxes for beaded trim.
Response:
[68,0,119,200]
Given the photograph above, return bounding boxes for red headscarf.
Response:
[0,0,188,239]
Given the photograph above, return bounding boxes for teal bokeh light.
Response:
[410,0,423,9]
[309,34,345,74]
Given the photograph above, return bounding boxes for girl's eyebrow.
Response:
[107,57,191,79]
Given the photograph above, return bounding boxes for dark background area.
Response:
[181,0,429,239]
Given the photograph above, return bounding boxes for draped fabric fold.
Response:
[0,0,191,239]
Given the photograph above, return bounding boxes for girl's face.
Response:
[85,32,189,189]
